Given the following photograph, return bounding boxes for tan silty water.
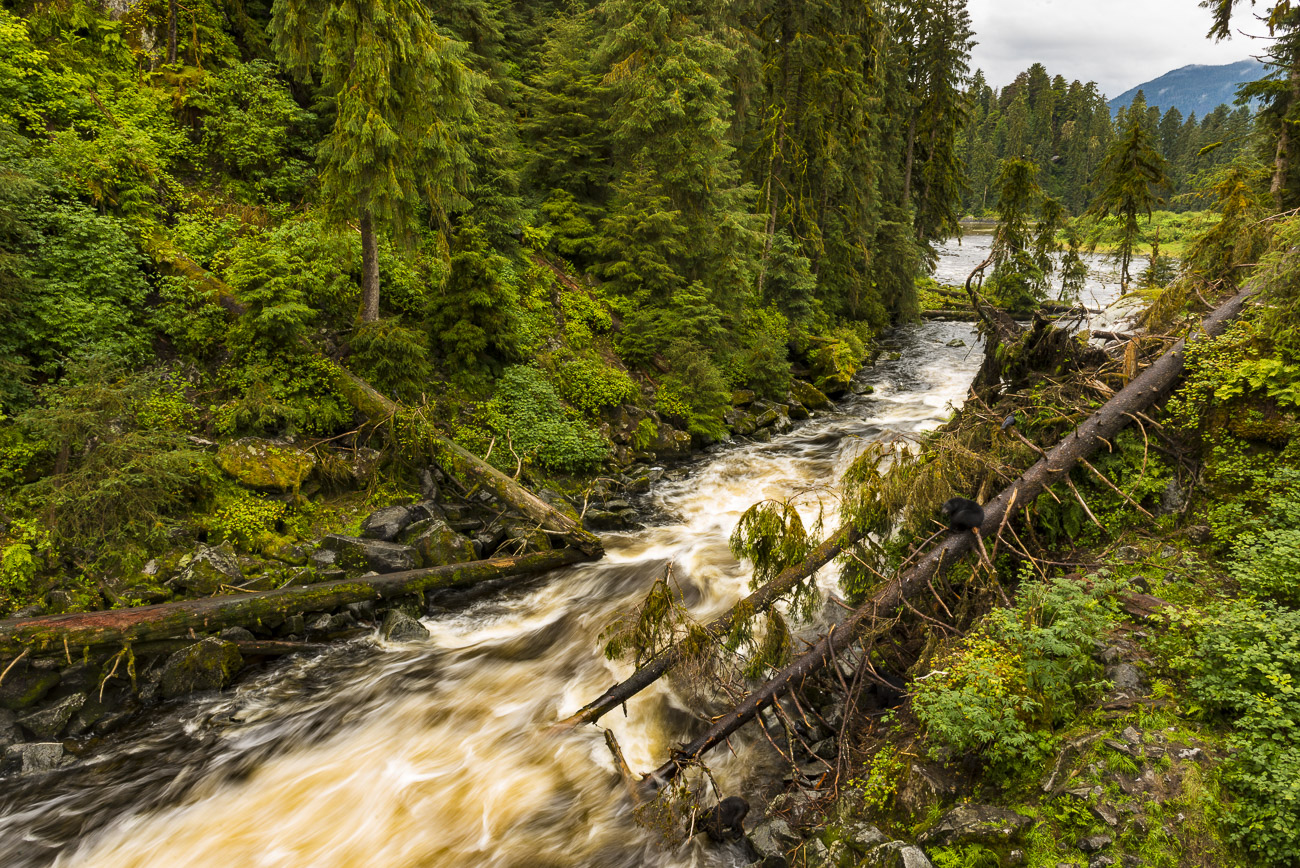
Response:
[0,322,984,868]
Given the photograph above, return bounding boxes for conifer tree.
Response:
[1088,114,1169,288]
[271,0,476,321]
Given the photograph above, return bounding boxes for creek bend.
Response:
[3,320,982,868]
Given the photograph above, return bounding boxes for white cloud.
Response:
[966,0,1266,97]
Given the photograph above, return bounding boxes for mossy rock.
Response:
[815,370,854,397]
[159,638,243,698]
[216,438,317,492]
[0,664,61,711]
[408,520,476,568]
[789,379,833,410]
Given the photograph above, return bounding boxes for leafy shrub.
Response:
[1167,600,1300,866]
[430,222,519,380]
[912,573,1114,775]
[730,306,792,398]
[213,352,351,437]
[187,60,316,202]
[485,365,607,473]
[348,317,433,404]
[554,356,638,415]
[209,490,287,553]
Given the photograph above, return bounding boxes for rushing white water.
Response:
[0,321,982,868]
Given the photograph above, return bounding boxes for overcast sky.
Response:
[967,0,1264,97]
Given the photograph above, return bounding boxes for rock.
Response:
[1177,747,1204,761]
[361,505,418,542]
[584,509,635,531]
[1121,726,1142,744]
[1089,857,1116,868]
[750,817,799,858]
[419,467,440,501]
[309,547,341,571]
[0,708,20,750]
[215,438,316,491]
[1107,664,1143,694]
[897,762,962,817]
[1079,834,1113,853]
[220,626,256,642]
[918,804,1032,847]
[172,543,244,596]
[66,691,118,736]
[18,693,86,739]
[850,381,875,395]
[407,520,476,568]
[651,425,693,457]
[867,841,935,868]
[731,389,756,406]
[502,521,552,554]
[381,610,430,642]
[159,638,243,699]
[754,407,783,430]
[320,535,418,574]
[0,662,61,711]
[946,338,966,347]
[790,379,832,410]
[1092,804,1119,827]
[787,400,810,421]
[1185,524,1212,544]
[724,409,759,436]
[1158,476,1189,515]
[842,821,887,853]
[3,742,64,774]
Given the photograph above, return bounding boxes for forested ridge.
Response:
[8,0,1300,866]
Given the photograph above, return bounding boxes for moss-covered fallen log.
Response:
[642,282,1258,788]
[0,549,588,656]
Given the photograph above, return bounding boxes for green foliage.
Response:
[850,744,907,814]
[186,60,316,202]
[1088,112,1170,288]
[347,317,433,404]
[1166,599,1300,865]
[484,365,607,473]
[430,223,519,380]
[601,572,698,667]
[15,356,219,549]
[730,306,793,399]
[729,499,820,623]
[553,356,638,415]
[912,572,1115,775]
[209,489,288,553]
[655,340,731,440]
[213,353,351,436]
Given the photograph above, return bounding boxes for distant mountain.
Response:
[1109,59,1266,119]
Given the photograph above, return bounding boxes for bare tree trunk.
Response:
[641,281,1259,789]
[167,0,178,65]
[360,209,380,323]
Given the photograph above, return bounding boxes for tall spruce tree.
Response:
[271,0,476,321]
[1088,113,1170,288]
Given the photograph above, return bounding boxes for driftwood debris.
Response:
[640,282,1257,788]
[0,549,587,656]
[152,241,602,557]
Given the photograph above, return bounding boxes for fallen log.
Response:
[558,523,865,728]
[0,549,587,656]
[151,242,601,557]
[642,282,1257,788]
[920,309,977,321]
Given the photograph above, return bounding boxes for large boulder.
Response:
[0,662,60,711]
[918,804,1033,847]
[320,535,418,574]
[0,709,20,750]
[17,693,86,739]
[406,519,476,567]
[159,638,243,698]
[789,379,833,410]
[216,438,316,492]
[724,409,759,436]
[361,504,419,542]
[172,543,244,595]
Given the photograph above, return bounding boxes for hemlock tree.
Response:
[271,0,476,321]
[1088,113,1169,289]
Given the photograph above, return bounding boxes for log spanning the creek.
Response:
[559,523,865,728]
[641,282,1259,788]
[0,549,588,656]
[151,241,602,558]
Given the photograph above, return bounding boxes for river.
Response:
[0,235,1134,867]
